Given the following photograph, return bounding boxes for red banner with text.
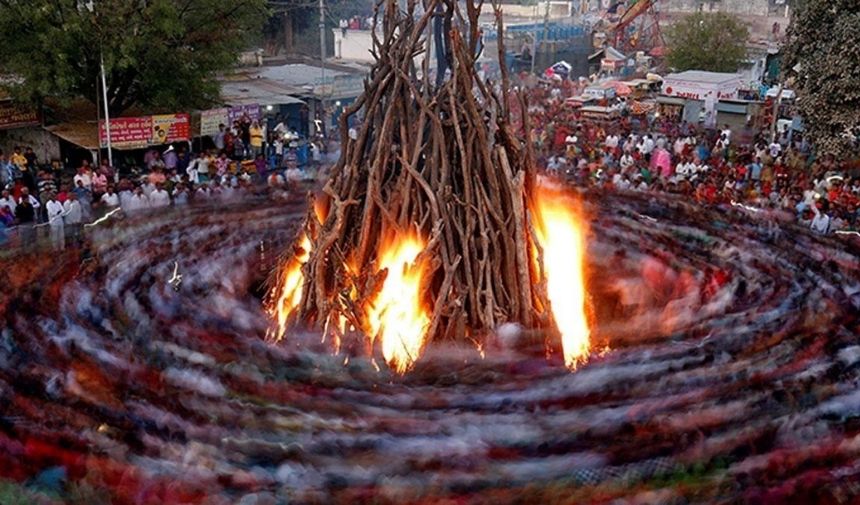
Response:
[99,113,190,149]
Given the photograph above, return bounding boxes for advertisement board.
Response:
[99,117,152,149]
[200,108,229,137]
[0,101,40,130]
[152,113,191,145]
[99,113,191,149]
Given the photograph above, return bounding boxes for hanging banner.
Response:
[99,113,191,149]
[0,101,39,130]
[152,113,191,145]
[227,104,261,124]
[200,108,229,137]
[99,116,152,149]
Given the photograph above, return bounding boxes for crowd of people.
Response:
[518,81,859,237]
[0,137,318,252]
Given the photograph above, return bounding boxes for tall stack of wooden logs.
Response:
[277,0,554,344]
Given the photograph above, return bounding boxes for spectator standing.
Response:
[250,120,265,157]
[73,166,93,190]
[0,151,16,187]
[149,183,170,208]
[100,186,120,209]
[18,188,40,217]
[163,146,178,171]
[98,157,115,181]
[36,171,57,203]
[0,190,16,215]
[46,193,65,251]
[128,187,150,213]
[24,147,37,170]
[213,124,226,151]
[63,193,83,245]
[92,170,108,199]
[14,192,35,247]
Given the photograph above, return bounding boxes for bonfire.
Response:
[269,0,590,373]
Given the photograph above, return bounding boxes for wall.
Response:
[333,30,375,63]
[659,0,770,16]
[0,127,60,163]
[500,1,573,19]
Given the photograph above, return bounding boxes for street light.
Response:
[82,1,114,177]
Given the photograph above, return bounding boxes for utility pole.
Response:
[542,0,551,44]
[530,2,539,73]
[85,0,114,178]
[770,83,784,143]
[319,0,327,137]
[100,53,113,176]
[531,0,552,74]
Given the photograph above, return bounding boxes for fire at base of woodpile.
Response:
[267,0,593,373]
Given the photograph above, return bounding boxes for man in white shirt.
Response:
[63,193,83,243]
[128,187,150,213]
[638,134,654,155]
[675,160,692,181]
[149,183,171,209]
[673,137,686,156]
[0,190,16,215]
[100,187,120,209]
[721,125,732,143]
[810,204,831,235]
[195,184,210,201]
[186,156,200,184]
[619,152,635,171]
[605,134,619,149]
[768,141,782,158]
[173,184,190,206]
[73,167,92,190]
[46,194,65,251]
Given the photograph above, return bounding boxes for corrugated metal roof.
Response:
[44,122,100,150]
[220,79,306,107]
[257,64,351,87]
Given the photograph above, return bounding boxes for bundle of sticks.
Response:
[279,0,553,343]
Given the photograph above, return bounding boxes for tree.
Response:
[665,12,749,73]
[0,0,267,116]
[784,0,860,158]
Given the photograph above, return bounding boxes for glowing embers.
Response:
[366,231,430,374]
[532,185,592,369]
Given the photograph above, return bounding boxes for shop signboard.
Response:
[99,113,191,149]
[0,101,39,130]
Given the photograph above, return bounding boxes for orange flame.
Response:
[269,234,312,341]
[532,185,591,369]
[366,232,430,374]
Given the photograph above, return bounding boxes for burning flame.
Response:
[269,234,312,340]
[366,232,430,374]
[532,185,591,369]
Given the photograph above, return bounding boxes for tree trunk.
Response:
[284,11,295,54]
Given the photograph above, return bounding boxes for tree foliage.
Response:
[0,0,267,115]
[665,12,749,73]
[784,0,860,158]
